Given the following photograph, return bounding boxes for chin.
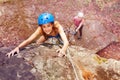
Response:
[45,32,51,34]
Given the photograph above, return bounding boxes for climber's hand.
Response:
[72,31,77,35]
[56,49,66,57]
[6,47,19,58]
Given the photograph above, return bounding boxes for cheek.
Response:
[49,27,53,31]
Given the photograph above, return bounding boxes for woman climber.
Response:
[6,12,69,58]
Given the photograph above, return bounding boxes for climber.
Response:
[6,12,69,58]
[73,12,84,39]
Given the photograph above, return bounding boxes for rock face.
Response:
[20,44,75,80]
[0,0,120,47]
[0,0,120,59]
[0,43,120,80]
[66,45,120,80]
[97,42,120,60]
[80,20,117,51]
[0,0,120,80]
[96,59,120,80]
[0,47,35,80]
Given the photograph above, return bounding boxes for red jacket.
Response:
[73,17,82,28]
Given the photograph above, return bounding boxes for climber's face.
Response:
[41,23,53,34]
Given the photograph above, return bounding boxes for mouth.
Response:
[44,30,52,34]
[45,32,50,34]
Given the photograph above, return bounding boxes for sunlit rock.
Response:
[80,20,117,51]
[97,42,120,60]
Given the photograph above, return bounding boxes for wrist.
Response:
[16,46,19,49]
[16,47,21,51]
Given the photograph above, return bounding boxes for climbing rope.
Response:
[50,27,87,80]
[66,48,80,80]
[53,37,79,80]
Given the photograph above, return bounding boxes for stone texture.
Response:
[67,46,120,80]
[20,43,75,80]
[96,59,120,80]
[0,0,120,48]
[97,42,120,60]
[0,43,120,80]
[0,0,120,80]
[0,48,36,80]
[80,20,117,51]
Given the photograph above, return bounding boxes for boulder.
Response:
[80,20,117,51]
[0,43,120,80]
[97,42,120,60]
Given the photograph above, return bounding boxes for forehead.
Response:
[41,23,52,26]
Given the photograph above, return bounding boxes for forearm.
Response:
[17,40,32,49]
[56,21,69,52]
[76,19,84,32]
[62,41,69,52]
[17,27,41,49]
[76,23,82,32]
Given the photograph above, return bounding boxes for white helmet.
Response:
[77,12,84,17]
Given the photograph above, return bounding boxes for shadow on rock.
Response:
[0,47,36,80]
[97,41,120,60]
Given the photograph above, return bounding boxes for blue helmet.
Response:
[38,12,55,25]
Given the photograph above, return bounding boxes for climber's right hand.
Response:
[72,31,77,35]
[6,47,20,58]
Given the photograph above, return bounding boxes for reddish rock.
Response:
[0,0,120,47]
[79,20,117,51]
[97,42,120,60]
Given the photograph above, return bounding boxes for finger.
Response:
[58,52,65,57]
[56,49,60,53]
[6,53,9,57]
[6,53,8,56]
[60,51,65,56]
[7,53,11,58]
[14,51,18,55]
[11,52,15,56]
[62,53,66,57]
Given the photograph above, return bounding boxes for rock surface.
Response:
[97,42,120,60]
[0,47,35,80]
[0,0,120,80]
[0,43,120,80]
[79,20,117,51]
[0,0,120,47]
